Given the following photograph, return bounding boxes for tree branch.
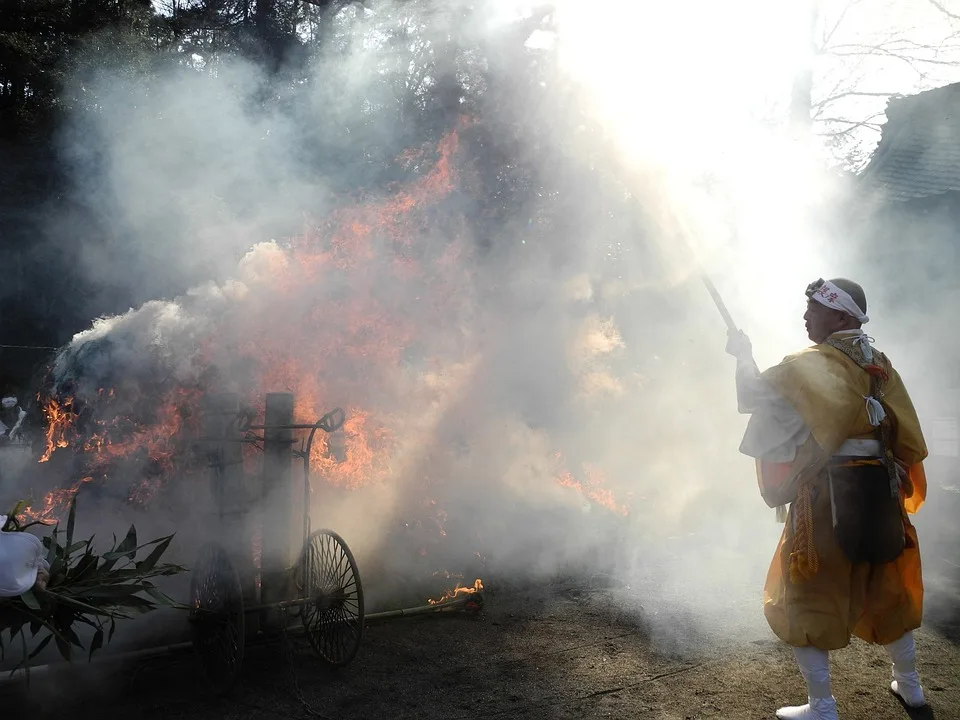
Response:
[924,0,960,22]
[820,0,862,49]
[828,40,960,65]
[817,119,883,138]
[812,90,901,110]
[816,115,885,126]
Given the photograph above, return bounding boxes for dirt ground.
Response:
[6,571,958,720]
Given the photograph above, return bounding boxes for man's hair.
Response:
[828,277,867,315]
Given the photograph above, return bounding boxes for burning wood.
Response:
[428,578,483,606]
[39,396,78,463]
[18,116,634,618]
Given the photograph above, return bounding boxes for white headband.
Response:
[811,281,869,324]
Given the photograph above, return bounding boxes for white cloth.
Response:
[1,397,17,409]
[885,631,926,707]
[775,697,839,720]
[7,406,26,439]
[735,354,810,462]
[835,438,882,456]
[736,330,869,462]
[0,524,48,597]
[775,647,838,720]
[794,646,832,699]
[810,281,869,324]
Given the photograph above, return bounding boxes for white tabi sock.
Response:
[884,631,926,708]
[776,647,839,720]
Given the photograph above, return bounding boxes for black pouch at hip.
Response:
[827,461,905,565]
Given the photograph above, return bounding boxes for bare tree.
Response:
[797,0,960,168]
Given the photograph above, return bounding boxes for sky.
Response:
[503,0,960,169]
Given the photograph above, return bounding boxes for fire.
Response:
[553,454,629,516]
[31,122,473,523]
[308,410,394,489]
[21,476,93,524]
[39,397,79,463]
[427,578,483,605]
[27,113,627,590]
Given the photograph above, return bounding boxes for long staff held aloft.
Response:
[701,274,738,333]
[605,153,789,521]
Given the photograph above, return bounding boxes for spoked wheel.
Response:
[189,542,245,693]
[296,529,364,667]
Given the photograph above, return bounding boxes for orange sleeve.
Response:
[903,462,926,515]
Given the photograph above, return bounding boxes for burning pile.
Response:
[21,119,632,583]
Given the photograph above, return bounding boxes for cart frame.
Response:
[188,392,364,693]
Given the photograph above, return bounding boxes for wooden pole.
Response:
[200,393,258,633]
[261,391,295,631]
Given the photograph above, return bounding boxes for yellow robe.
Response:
[755,339,927,650]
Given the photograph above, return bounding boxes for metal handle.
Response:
[318,408,345,433]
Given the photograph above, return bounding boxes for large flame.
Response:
[23,116,630,545]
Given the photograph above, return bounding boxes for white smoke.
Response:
[11,0,957,669]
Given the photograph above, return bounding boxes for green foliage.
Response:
[0,497,186,670]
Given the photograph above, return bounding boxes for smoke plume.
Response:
[7,0,958,668]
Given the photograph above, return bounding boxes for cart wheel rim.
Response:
[296,529,364,667]
[189,542,245,692]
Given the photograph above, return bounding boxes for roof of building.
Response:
[860,82,960,202]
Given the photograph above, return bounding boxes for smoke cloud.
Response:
[6,0,958,670]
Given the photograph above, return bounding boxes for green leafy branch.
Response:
[1,497,187,671]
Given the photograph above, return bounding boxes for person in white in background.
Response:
[0,517,50,596]
[0,395,28,443]
[726,278,928,720]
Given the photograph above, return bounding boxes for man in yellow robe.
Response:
[726,278,928,720]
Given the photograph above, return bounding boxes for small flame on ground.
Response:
[427,578,483,605]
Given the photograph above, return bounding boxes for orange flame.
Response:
[553,453,629,516]
[39,397,79,463]
[427,578,483,605]
[32,124,472,521]
[29,116,622,567]
[20,476,94,524]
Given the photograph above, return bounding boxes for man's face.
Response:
[803,299,848,343]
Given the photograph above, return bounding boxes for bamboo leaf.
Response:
[19,590,41,610]
[7,620,24,643]
[46,528,59,565]
[88,628,103,662]
[136,536,173,573]
[99,533,121,573]
[65,625,84,649]
[102,535,170,563]
[28,634,52,661]
[54,634,70,661]
[141,581,177,607]
[108,618,116,643]
[116,525,137,556]
[65,497,77,553]
[17,520,52,532]
[41,593,120,617]
[78,584,153,598]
